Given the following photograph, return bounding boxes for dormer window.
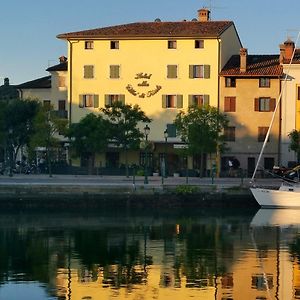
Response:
[195,40,204,49]
[168,40,177,49]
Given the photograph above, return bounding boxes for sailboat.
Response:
[250,33,300,208]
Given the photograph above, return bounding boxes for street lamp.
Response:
[8,128,13,177]
[164,129,168,178]
[144,125,150,184]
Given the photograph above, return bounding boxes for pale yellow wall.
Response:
[20,88,51,103]
[219,24,242,69]
[220,76,281,167]
[49,70,68,110]
[68,36,236,142]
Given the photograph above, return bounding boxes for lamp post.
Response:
[8,128,13,177]
[144,125,150,184]
[164,129,168,178]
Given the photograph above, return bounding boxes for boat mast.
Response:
[251,32,300,182]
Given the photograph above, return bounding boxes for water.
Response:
[0,208,300,300]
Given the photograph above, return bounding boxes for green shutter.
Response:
[204,65,210,78]
[93,95,99,108]
[168,65,177,78]
[79,95,84,108]
[167,124,176,137]
[176,95,183,108]
[203,94,210,106]
[189,65,194,78]
[110,65,119,78]
[188,95,193,107]
[162,95,167,108]
[105,95,110,106]
[120,94,125,105]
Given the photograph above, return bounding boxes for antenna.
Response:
[286,29,300,41]
[202,0,226,20]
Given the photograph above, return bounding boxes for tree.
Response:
[174,105,228,176]
[30,105,68,177]
[1,99,40,170]
[288,129,300,163]
[67,113,110,174]
[101,101,151,177]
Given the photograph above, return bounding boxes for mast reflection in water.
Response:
[0,208,300,300]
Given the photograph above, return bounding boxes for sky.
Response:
[1,0,300,85]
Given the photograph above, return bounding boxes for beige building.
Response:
[57,9,242,173]
[219,49,282,175]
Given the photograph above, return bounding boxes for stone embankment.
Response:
[0,174,281,209]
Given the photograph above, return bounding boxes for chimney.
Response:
[198,8,210,22]
[279,44,285,64]
[284,39,295,61]
[4,78,9,86]
[240,48,248,72]
[59,55,67,63]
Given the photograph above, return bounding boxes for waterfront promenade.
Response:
[0,174,283,209]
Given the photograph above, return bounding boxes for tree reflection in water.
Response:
[0,208,298,300]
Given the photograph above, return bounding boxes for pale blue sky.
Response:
[1,0,299,84]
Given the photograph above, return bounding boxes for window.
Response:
[264,157,275,170]
[225,77,236,87]
[79,94,99,108]
[84,65,94,79]
[110,65,120,79]
[224,126,235,142]
[168,40,177,49]
[224,97,236,112]
[162,95,183,108]
[254,98,275,112]
[105,94,125,106]
[167,123,176,137]
[258,127,269,142]
[188,95,209,107]
[84,41,94,50]
[110,41,119,49]
[189,65,210,78]
[43,100,51,110]
[58,76,66,87]
[58,100,66,111]
[251,274,273,290]
[167,65,178,78]
[259,77,270,87]
[139,152,153,166]
[195,39,204,49]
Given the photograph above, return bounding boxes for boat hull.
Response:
[250,187,300,208]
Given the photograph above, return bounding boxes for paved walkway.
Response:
[0,173,282,188]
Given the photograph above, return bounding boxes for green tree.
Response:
[1,99,39,169]
[30,105,68,177]
[67,113,110,174]
[101,101,151,177]
[288,129,300,163]
[174,105,228,176]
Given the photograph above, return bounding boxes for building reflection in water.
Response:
[1,209,300,299]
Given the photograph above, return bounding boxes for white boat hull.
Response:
[250,187,300,208]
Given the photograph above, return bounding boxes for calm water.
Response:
[0,208,300,300]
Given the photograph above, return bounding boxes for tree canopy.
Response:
[288,129,300,163]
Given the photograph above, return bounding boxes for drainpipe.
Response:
[278,75,282,166]
[67,39,79,126]
[216,38,221,177]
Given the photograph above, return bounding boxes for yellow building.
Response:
[219,49,282,176]
[57,9,242,173]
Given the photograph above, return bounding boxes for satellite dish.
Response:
[154,18,161,22]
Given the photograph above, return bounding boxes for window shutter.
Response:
[189,65,194,78]
[79,95,84,108]
[188,95,193,107]
[105,95,110,106]
[203,94,210,106]
[270,98,276,111]
[254,98,259,111]
[167,124,176,137]
[167,65,177,78]
[176,95,183,108]
[93,95,99,108]
[204,65,210,78]
[120,94,125,105]
[110,65,119,78]
[84,65,94,78]
[231,97,236,112]
[162,95,167,108]
[224,97,230,112]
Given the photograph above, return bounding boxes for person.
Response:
[228,159,233,177]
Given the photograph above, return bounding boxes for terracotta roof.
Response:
[283,49,300,64]
[16,76,51,89]
[57,21,233,39]
[220,55,282,76]
[46,62,68,72]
